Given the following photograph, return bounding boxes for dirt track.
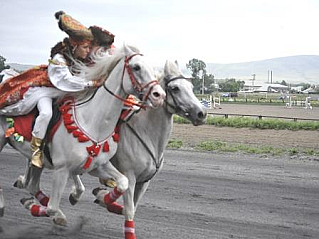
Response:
[0,104,318,239]
[1,147,319,239]
[171,104,319,150]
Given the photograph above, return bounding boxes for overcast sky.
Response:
[1,0,319,68]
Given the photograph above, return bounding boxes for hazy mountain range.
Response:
[7,55,319,85]
[206,55,319,85]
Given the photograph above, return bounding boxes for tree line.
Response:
[1,54,316,93]
[186,58,245,94]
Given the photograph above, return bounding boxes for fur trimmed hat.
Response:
[54,11,93,43]
[89,25,115,48]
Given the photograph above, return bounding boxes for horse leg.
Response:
[0,117,8,152]
[69,175,85,205]
[28,167,50,206]
[122,175,137,239]
[47,167,69,225]
[0,186,4,217]
[14,158,31,189]
[133,181,150,209]
[91,162,128,214]
[21,167,68,226]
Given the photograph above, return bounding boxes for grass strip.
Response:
[173,115,319,131]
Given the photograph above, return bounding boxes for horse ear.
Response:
[164,60,171,77]
[174,60,179,68]
[123,43,132,55]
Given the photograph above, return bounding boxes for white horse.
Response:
[0,44,166,224]
[91,60,207,238]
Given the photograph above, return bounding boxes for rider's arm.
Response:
[47,54,96,92]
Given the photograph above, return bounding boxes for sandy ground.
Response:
[171,104,319,150]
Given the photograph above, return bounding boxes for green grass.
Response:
[167,139,183,149]
[174,115,319,131]
[194,140,319,156]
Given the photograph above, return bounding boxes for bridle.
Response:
[164,75,192,114]
[75,53,159,108]
[125,75,193,183]
[103,53,159,109]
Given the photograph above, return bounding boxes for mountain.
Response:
[206,55,319,84]
[7,63,35,72]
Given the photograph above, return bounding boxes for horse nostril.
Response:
[198,111,206,119]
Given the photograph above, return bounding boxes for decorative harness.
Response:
[125,75,191,183]
[59,53,159,170]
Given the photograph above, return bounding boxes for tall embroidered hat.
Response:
[89,25,115,48]
[54,11,93,44]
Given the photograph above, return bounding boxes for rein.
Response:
[125,122,164,183]
[74,53,159,109]
[103,53,158,109]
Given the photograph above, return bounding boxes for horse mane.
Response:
[74,45,140,83]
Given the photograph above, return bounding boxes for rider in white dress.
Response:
[0,11,102,168]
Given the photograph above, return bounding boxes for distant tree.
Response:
[186,58,207,93]
[281,80,287,86]
[203,73,215,93]
[0,55,9,72]
[219,78,244,92]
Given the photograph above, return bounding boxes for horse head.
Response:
[163,60,207,125]
[121,44,165,108]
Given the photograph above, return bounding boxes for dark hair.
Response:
[50,38,76,66]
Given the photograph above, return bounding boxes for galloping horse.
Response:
[0,44,166,225]
[92,60,207,238]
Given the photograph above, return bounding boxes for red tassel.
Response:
[114,125,120,133]
[66,125,78,133]
[103,141,110,152]
[73,130,83,137]
[112,133,120,142]
[78,135,90,142]
[83,156,93,169]
[62,113,72,121]
[64,119,74,125]
[86,144,101,157]
[59,104,72,113]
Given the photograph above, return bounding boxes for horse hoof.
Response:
[13,180,23,189]
[20,197,34,206]
[93,199,100,204]
[0,208,4,217]
[69,194,78,206]
[53,217,67,226]
[92,187,103,196]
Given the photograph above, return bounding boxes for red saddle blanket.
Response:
[8,110,61,142]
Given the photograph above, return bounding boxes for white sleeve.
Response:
[48,54,89,92]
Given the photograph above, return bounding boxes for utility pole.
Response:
[251,74,256,91]
[202,73,205,95]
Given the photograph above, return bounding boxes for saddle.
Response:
[5,104,62,143]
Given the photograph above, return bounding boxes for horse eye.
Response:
[170,86,180,93]
[132,64,141,71]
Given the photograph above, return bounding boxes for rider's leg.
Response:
[31,97,52,168]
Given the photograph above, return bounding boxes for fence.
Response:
[208,112,319,122]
